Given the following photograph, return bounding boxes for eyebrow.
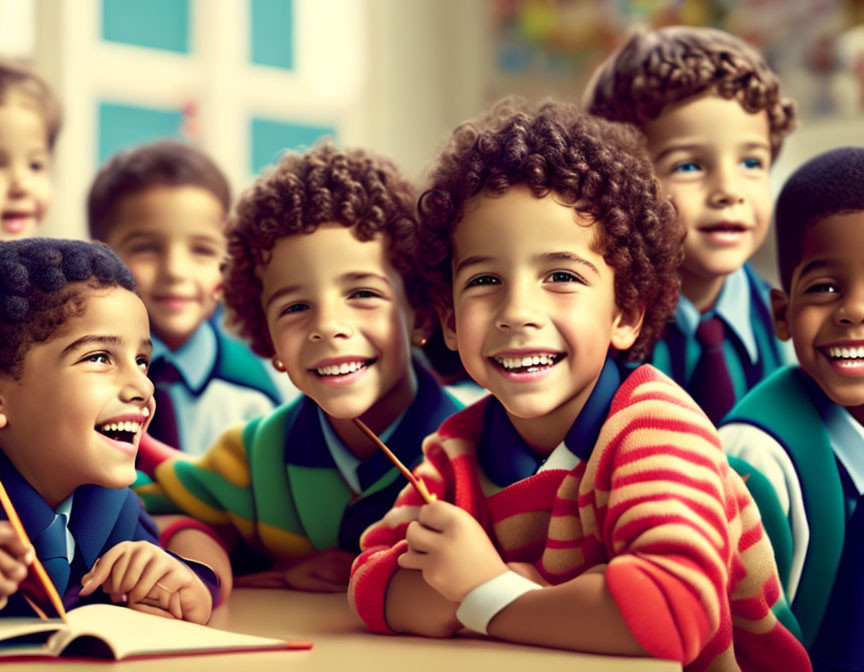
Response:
[798,258,839,278]
[60,335,152,358]
[264,272,392,310]
[454,252,600,277]
[652,140,771,163]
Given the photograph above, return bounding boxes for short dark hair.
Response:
[775,146,864,292]
[0,238,135,379]
[417,99,682,362]
[87,140,231,241]
[0,59,61,150]
[224,142,424,359]
[584,26,796,158]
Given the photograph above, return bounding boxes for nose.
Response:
[707,162,745,208]
[158,244,188,281]
[835,287,864,327]
[8,162,32,196]
[308,304,354,342]
[121,365,155,405]
[495,284,544,331]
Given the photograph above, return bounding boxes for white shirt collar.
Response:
[821,403,864,496]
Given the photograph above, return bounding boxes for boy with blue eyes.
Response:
[88,141,290,456]
[133,143,461,593]
[721,147,864,669]
[585,26,798,423]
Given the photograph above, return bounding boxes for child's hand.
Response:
[233,548,355,592]
[0,521,34,609]
[398,500,508,602]
[79,541,212,624]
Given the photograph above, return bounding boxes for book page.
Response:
[49,604,298,660]
[0,618,64,657]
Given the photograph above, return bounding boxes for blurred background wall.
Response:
[1,0,863,282]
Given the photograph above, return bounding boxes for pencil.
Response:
[352,418,436,504]
[0,477,69,622]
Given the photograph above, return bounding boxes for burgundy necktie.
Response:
[147,359,182,450]
[690,317,736,424]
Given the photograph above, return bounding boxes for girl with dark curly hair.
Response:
[0,238,216,622]
[134,143,462,594]
[348,100,809,671]
[584,25,798,423]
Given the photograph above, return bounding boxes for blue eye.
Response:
[466,275,499,288]
[672,161,701,174]
[741,157,764,170]
[280,303,309,316]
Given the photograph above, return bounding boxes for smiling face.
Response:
[0,286,155,507]
[0,97,52,240]
[260,224,417,431]
[442,188,642,452]
[773,212,864,419]
[104,186,227,351]
[645,94,772,309]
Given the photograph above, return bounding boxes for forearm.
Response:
[486,571,646,656]
[385,569,460,638]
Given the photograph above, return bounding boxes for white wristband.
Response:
[455,570,541,635]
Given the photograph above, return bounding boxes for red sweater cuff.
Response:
[351,541,409,635]
[137,432,182,475]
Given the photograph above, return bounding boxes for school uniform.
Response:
[0,450,217,616]
[134,360,462,564]
[651,264,793,408]
[721,366,864,667]
[148,319,289,457]
[351,360,808,671]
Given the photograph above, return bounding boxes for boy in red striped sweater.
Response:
[348,101,810,670]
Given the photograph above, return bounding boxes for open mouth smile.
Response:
[490,352,564,374]
[95,411,149,454]
[822,344,864,372]
[311,357,377,383]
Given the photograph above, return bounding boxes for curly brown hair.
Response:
[0,59,61,150]
[417,99,682,362]
[224,142,423,359]
[583,26,796,158]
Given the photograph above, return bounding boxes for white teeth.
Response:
[495,353,558,370]
[98,421,142,435]
[827,346,864,360]
[316,361,366,376]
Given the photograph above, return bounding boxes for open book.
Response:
[0,603,311,660]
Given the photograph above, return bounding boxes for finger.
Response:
[397,548,428,571]
[417,500,458,531]
[404,520,439,553]
[0,525,33,560]
[127,554,171,606]
[0,573,21,598]
[167,589,183,620]
[80,542,130,594]
[115,546,156,597]
[0,595,7,610]
[101,547,134,595]
[0,549,28,583]
[129,601,176,619]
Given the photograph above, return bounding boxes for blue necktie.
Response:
[31,513,70,598]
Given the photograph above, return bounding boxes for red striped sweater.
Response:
[349,366,810,671]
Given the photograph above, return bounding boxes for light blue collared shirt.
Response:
[675,266,759,366]
[318,408,403,494]
[821,403,864,497]
[150,322,277,455]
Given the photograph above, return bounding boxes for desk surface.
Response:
[8,589,682,672]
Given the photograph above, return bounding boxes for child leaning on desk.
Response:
[134,143,462,593]
[347,100,811,671]
[0,238,216,622]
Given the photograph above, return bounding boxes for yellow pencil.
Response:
[0,477,69,622]
[353,418,436,504]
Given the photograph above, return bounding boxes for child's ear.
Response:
[0,380,9,429]
[770,288,792,341]
[437,305,459,352]
[609,304,645,351]
[211,282,224,303]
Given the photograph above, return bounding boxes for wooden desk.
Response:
[8,589,682,671]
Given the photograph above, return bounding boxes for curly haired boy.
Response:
[347,100,809,670]
[135,143,461,592]
[585,26,797,423]
[0,238,215,622]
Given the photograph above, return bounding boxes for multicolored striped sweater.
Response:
[349,365,811,671]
